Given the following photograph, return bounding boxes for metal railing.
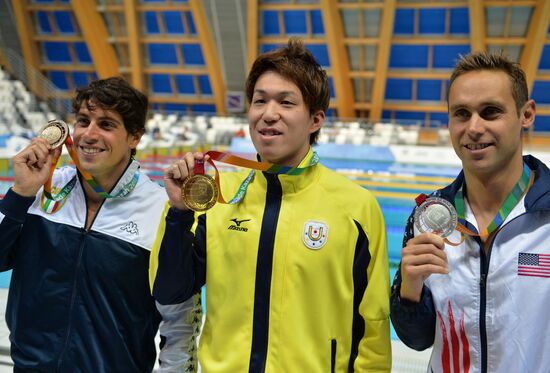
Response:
[0,47,70,117]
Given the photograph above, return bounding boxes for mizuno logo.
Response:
[228,218,250,232]
[230,218,250,226]
[120,221,139,235]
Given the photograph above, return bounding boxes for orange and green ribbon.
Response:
[453,162,533,240]
[40,134,139,213]
[202,150,319,205]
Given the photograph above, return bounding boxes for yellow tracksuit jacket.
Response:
[150,149,391,372]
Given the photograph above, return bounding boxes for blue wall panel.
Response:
[532,81,550,104]
[433,45,470,68]
[175,75,195,95]
[151,74,172,94]
[394,9,414,35]
[164,11,184,34]
[149,44,178,65]
[385,79,412,100]
[539,45,550,70]
[72,72,89,88]
[262,11,280,35]
[284,10,307,35]
[44,42,71,63]
[145,12,160,34]
[419,9,445,34]
[390,45,429,68]
[311,10,324,35]
[198,75,212,95]
[450,8,469,34]
[54,11,74,34]
[534,115,550,132]
[49,71,69,90]
[306,44,329,67]
[74,42,92,63]
[181,44,205,65]
[37,12,51,34]
[417,80,441,101]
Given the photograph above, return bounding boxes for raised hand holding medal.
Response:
[414,194,462,246]
[166,150,319,212]
[38,119,69,149]
[181,158,218,212]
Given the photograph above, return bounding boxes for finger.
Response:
[402,242,448,258]
[406,233,445,250]
[31,137,52,150]
[402,252,448,269]
[404,264,449,277]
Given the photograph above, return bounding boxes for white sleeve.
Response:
[156,293,203,373]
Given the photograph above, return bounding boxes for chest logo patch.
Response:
[303,221,328,250]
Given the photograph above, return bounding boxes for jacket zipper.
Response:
[56,184,106,371]
[56,228,87,371]
[331,339,337,373]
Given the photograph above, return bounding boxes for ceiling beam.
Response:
[247,0,259,71]
[71,0,120,78]
[11,0,42,93]
[320,0,355,118]
[369,0,396,121]
[520,0,550,92]
[468,0,486,52]
[189,0,226,114]
[123,0,144,90]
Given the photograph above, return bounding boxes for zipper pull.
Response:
[479,273,486,288]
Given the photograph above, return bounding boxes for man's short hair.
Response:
[72,77,148,156]
[245,38,330,145]
[448,51,529,115]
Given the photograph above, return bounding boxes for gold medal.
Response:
[38,119,69,148]
[181,174,219,212]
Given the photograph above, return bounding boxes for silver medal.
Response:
[414,197,457,238]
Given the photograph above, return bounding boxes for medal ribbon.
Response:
[454,162,533,240]
[41,134,139,213]
[200,150,319,205]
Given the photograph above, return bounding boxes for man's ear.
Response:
[128,130,144,150]
[309,110,325,134]
[520,99,536,130]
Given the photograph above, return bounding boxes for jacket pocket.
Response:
[331,339,337,373]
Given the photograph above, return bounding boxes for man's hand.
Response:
[400,232,448,303]
[11,138,61,197]
[163,152,208,211]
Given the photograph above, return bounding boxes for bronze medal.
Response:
[38,119,69,148]
[181,174,219,212]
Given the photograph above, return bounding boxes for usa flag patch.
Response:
[518,253,550,278]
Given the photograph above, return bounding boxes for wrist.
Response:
[400,282,423,303]
[11,185,38,198]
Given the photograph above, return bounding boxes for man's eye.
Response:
[480,106,502,119]
[453,110,470,119]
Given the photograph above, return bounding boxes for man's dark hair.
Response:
[448,51,529,115]
[245,38,330,145]
[72,77,148,156]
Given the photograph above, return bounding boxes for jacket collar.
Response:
[256,148,320,195]
[436,155,550,212]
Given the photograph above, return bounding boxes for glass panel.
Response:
[341,9,359,38]
[486,7,506,37]
[509,7,532,37]
[363,9,380,37]
[347,45,361,71]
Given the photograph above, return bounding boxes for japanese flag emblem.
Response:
[303,221,328,250]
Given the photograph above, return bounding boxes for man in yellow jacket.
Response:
[150,38,391,372]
